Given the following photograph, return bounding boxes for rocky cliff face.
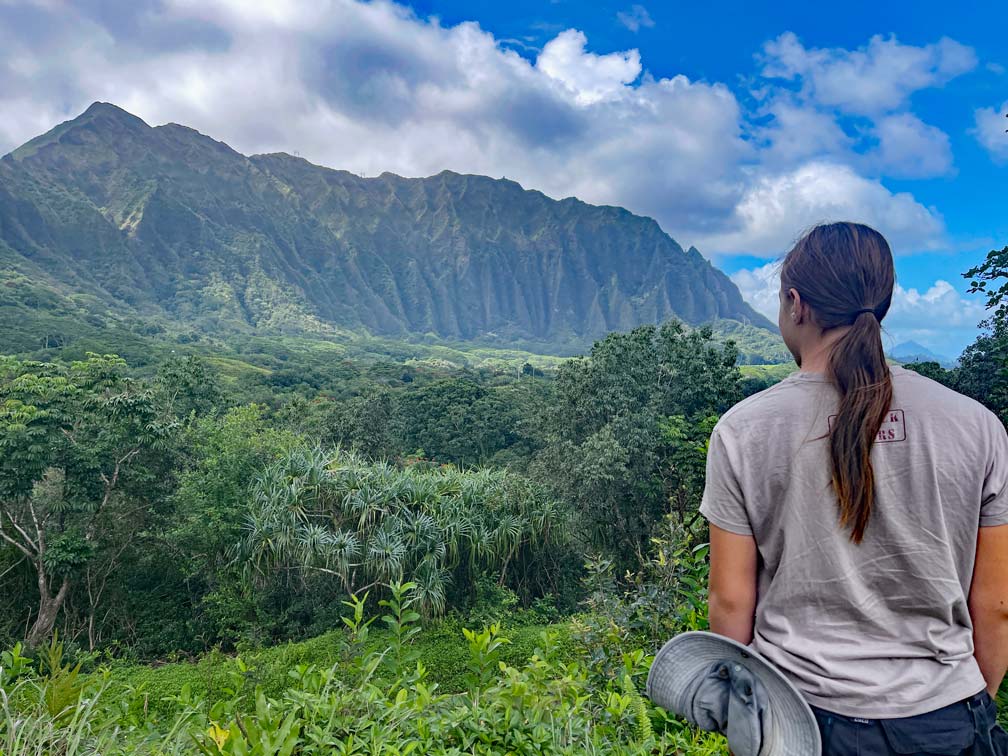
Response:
[0,102,773,347]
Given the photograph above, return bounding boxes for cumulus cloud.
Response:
[616,5,655,33]
[756,99,853,167]
[884,281,987,357]
[869,113,953,178]
[751,32,966,187]
[731,262,986,358]
[729,262,783,324]
[761,32,976,115]
[0,0,750,242]
[697,162,944,255]
[973,102,1008,162]
[0,0,960,257]
[537,29,642,105]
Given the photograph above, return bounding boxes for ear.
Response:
[788,288,804,325]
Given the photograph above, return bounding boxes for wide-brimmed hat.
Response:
[646,631,821,756]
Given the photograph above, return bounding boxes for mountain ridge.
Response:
[891,340,954,368]
[0,102,775,351]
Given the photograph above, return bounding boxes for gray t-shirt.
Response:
[700,365,1008,717]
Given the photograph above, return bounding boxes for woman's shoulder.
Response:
[716,371,821,430]
[890,366,999,423]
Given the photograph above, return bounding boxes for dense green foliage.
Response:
[0,316,744,656]
[0,584,729,755]
[535,322,738,565]
[240,449,571,616]
[0,354,177,646]
[2,232,1006,754]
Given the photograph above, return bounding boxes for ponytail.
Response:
[827,310,892,543]
[782,223,895,544]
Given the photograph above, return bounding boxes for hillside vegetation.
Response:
[0,102,774,359]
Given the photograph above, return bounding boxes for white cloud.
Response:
[732,262,986,358]
[0,0,749,243]
[730,262,782,324]
[761,32,976,115]
[0,1,961,257]
[884,281,987,358]
[869,113,953,178]
[616,5,655,33]
[751,33,965,191]
[537,29,642,105]
[757,98,852,166]
[888,280,985,329]
[733,262,983,358]
[697,162,944,255]
[973,101,1008,162]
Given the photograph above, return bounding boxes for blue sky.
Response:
[1,0,1005,357]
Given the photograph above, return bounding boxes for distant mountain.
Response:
[890,341,954,368]
[0,102,774,352]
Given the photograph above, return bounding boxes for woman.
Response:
[700,222,1008,754]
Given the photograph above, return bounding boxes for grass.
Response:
[1,618,730,755]
[102,619,577,718]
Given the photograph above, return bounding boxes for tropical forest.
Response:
[0,20,1006,755]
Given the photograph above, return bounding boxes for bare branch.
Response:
[27,499,42,545]
[90,448,142,539]
[0,528,35,560]
[3,511,38,555]
[117,447,141,468]
[0,555,26,582]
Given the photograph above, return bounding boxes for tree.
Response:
[966,246,1008,324]
[162,404,301,647]
[397,378,522,465]
[535,321,740,566]
[0,354,175,646]
[155,355,226,419]
[959,246,1008,420]
[901,361,951,384]
[274,388,399,460]
[239,447,570,616]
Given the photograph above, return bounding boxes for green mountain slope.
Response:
[0,102,775,352]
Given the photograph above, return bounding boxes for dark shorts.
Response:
[812,691,1008,756]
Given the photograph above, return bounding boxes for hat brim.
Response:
[646,631,821,756]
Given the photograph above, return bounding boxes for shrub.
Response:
[0,585,730,755]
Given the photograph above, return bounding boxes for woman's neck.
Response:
[798,326,850,374]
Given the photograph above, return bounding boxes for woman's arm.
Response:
[969,523,1008,695]
[707,523,759,645]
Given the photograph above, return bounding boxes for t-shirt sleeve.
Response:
[699,426,753,536]
[980,415,1008,527]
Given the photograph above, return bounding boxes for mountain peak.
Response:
[893,340,930,353]
[74,102,151,133]
[80,101,143,120]
[9,101,149,161]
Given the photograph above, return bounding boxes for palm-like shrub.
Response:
[239,447,568,615]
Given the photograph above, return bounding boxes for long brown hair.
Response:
[782,222,895,543]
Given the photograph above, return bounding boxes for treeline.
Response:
[0,322,742,659]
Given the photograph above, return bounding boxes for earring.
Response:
[791,311,797,322]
